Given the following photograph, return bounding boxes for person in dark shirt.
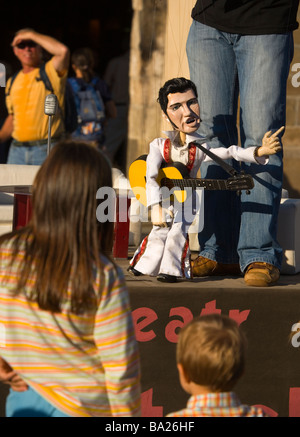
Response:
[186,0,299,287]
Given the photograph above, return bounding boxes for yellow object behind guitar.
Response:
[128,155,189,206]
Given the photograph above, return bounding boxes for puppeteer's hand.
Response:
[151,204,173,227]
[257,126,284,157]
[0,357,28,392]
[11,28,36,48]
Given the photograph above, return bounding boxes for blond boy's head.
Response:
[176,314,247,393]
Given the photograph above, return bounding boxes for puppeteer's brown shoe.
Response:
[244,262,280,287]
[191,256,241,277]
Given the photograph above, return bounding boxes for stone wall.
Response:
[127,0,167,171]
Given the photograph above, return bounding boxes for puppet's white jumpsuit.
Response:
[129,131,267,279]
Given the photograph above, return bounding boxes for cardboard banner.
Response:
[129,286,300,417]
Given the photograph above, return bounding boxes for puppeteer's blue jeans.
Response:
[186,20,294,272]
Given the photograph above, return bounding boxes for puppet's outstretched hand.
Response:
[257,126,284,157]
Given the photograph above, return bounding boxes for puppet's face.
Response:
[165,89,200,133]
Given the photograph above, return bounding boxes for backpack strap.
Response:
[37,64,66,122]
[90,77,99,87]
[5,71,20,96]
[67,78,82,117]
[36,63,53,92]
[68,77,82,93]
[88,79,105,114]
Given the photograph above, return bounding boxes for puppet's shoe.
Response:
[157,273,178,283]
[244,262,280,287]
[192,256,240,277]
[127,266,143,276]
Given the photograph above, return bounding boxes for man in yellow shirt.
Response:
[0,28,69,165]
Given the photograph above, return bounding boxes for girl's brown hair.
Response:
[0,141,114,314]
[176,314,247,392]
[71,47,95,83]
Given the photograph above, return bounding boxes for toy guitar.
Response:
[129,155,254,206]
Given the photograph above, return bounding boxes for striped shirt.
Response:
[167,392,268,417]
[0,240,141,417]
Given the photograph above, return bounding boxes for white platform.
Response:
[0,165,140,246]
[0,164,40,236]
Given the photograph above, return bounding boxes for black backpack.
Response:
[6,63,78,134]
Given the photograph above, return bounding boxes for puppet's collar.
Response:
[163,130,204,146]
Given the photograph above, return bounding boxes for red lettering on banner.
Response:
[165,307,193,343]
[289,388,300,417]
[252,404,278,417]
[141,388,300,417]
[132,307,158,342]
[141,388,163,417]
[200,299,221,316]
[132,301,251,343]
[229,309,250,326]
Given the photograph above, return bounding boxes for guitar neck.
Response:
[162,178,228,191]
